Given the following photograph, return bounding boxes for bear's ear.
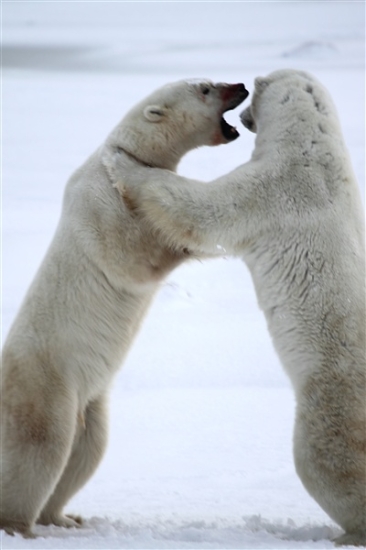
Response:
[254,77,270,92]
[143,105,167,122]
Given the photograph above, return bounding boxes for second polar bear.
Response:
[119,70,366,546]
[0,78,248,538]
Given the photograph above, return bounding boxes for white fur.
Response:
[0,78,245,537]
[120,70,366,546]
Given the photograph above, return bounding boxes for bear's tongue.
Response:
[220,117,239,141]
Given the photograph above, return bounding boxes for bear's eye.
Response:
[201,86,210,95]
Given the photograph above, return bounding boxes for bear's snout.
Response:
[240,106,256,133]
[218,83,249,112]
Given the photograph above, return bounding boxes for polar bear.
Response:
[118,70,366,547]
[0,78,248,538]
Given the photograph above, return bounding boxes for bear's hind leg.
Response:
[37,394,108,528]
[294,401,366,546]
[0,387,78,538]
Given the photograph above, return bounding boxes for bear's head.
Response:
[107,79,248,170]
[240,69,336,138]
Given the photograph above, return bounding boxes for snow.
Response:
[1,1,364,548]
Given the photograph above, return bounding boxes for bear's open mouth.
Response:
[219,83,249,141]
[220,117,240,141]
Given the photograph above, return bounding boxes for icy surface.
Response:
[1,1,364,548]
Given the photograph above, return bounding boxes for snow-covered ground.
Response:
[1,2,365,548]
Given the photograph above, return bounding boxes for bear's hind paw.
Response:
[333,531,366,547]
[37,514,83,529]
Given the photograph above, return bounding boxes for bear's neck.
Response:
[108,127,181,172]
[117,147,155,169]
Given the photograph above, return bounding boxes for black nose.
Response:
[224,83,249,111]
[240,84,249,100]
[229,83,249,102]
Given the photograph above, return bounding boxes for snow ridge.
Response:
[2,516,339,549]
